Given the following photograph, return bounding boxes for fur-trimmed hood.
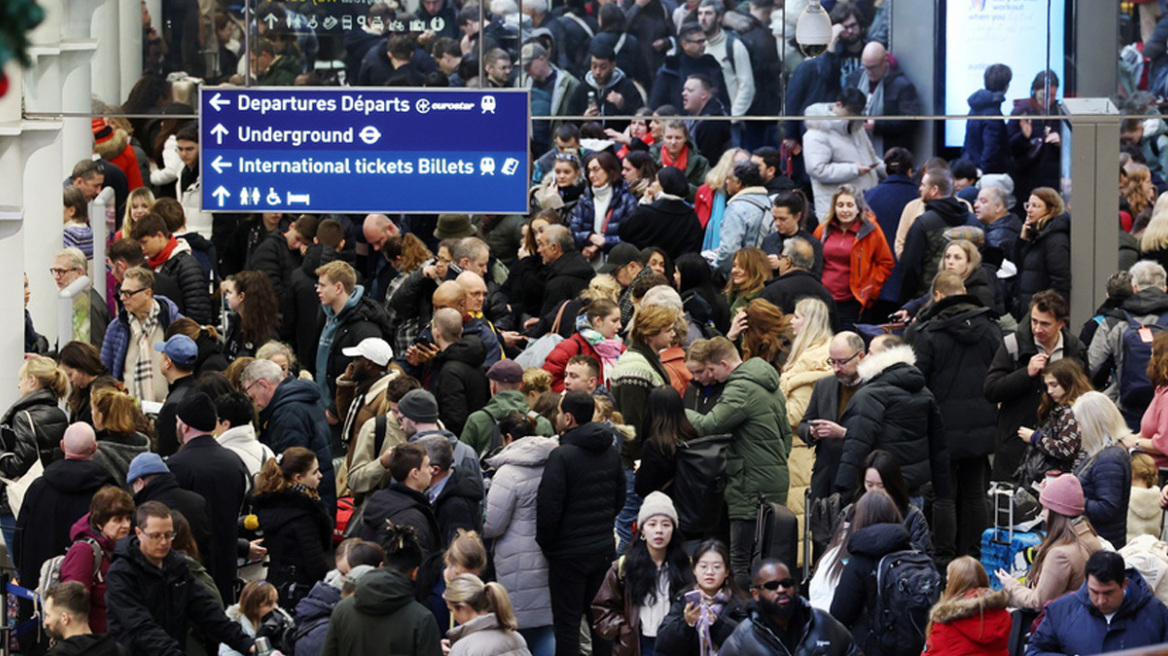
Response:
[929,588,1009,624]
[856,344,917,383]
[94,127,130,160]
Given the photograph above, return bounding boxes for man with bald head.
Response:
[362,213,400,302]
[406,278,502,371]
[849,40,922,154]
[796,332,866,557]
[428,307,491,434]
[974,185,1022,255]
[16,423,117,595]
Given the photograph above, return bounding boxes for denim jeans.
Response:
[519,625,556,656]
[615,468,642,552]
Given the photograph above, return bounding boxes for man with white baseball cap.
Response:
[336,338,398,494]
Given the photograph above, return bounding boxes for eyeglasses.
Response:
[826,352,862,367]
[118,287,148,299]
[754,578,796,591]
[142,531,177,542]
[49,267,77,277]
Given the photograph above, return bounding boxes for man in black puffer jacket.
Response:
[354,442,441,557]
[721,559,859,656]
[905,272,1003,565]
[537,392,625,656]
[107,502,254,656]
[835,336,950,501]
[538,225,595,317]
[248,216,314,323]
[427,309,490,435]
[132,214,213,325]
[899,167,976,301]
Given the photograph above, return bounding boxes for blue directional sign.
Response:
[199,87,530,214]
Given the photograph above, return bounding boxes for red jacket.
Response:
[543,333,604,392]
[814,213,894,309]
[59,513,116,633]
[923,588,1012,656]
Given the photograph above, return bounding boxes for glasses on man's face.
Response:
[143,531,177,542]
[118,287,148,299]
[826,352,861,367]
[49,267,75,277]
[754,578,796,591]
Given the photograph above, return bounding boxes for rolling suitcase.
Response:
[755,495,798,573]
[982,485,1043,590]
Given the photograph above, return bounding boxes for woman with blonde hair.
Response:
[1072,392,1133,548]
[895,239,1000,320]
[781,297,835,426]
[1141,192,1168,271]
[922,557,1011,656]
[118,187,155,241]
[780,297,834,559]
[1016,186,1070,313]
[0,356,68,544]
[445,574,531,655]
[255,340,310,380]
[90,386,152,483]
[724,247,772,318]
[696,148,752,249]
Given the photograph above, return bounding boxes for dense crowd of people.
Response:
[23,1,1168,656]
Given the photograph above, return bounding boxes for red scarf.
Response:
[147,236,178,269]
[661,144,689,172]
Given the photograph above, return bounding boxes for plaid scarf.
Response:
[129,302,160,402]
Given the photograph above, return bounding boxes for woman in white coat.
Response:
[483,415,558,656]
[802,89,881,220]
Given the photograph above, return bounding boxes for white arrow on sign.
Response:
[211,155,232,174]
[210,124,228,145]
[212,186,231,207]
[209,93,230,111]
[265,13,280,29]
[287,192,310,205]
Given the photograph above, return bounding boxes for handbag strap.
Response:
[551,301,570,335]
[22,411,37,457]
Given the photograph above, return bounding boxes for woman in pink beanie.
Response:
[995,474,1103,610]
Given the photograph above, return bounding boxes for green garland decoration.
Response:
[0,0,46,69]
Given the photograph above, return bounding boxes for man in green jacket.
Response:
[321,530,442,656]
[686,337,792,589]
[461,360,554,455]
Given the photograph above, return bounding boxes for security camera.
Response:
[796,0,832,58]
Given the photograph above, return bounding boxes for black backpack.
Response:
[872,549,942,656]
[671,433,732,534]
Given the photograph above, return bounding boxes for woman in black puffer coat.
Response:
[253,446,333,608]
[829,490,922,656]
[0,357,69,537]
[1014,187,1071,318]
[1074,392,1134,548]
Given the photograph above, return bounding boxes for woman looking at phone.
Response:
[654,539,749,656]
